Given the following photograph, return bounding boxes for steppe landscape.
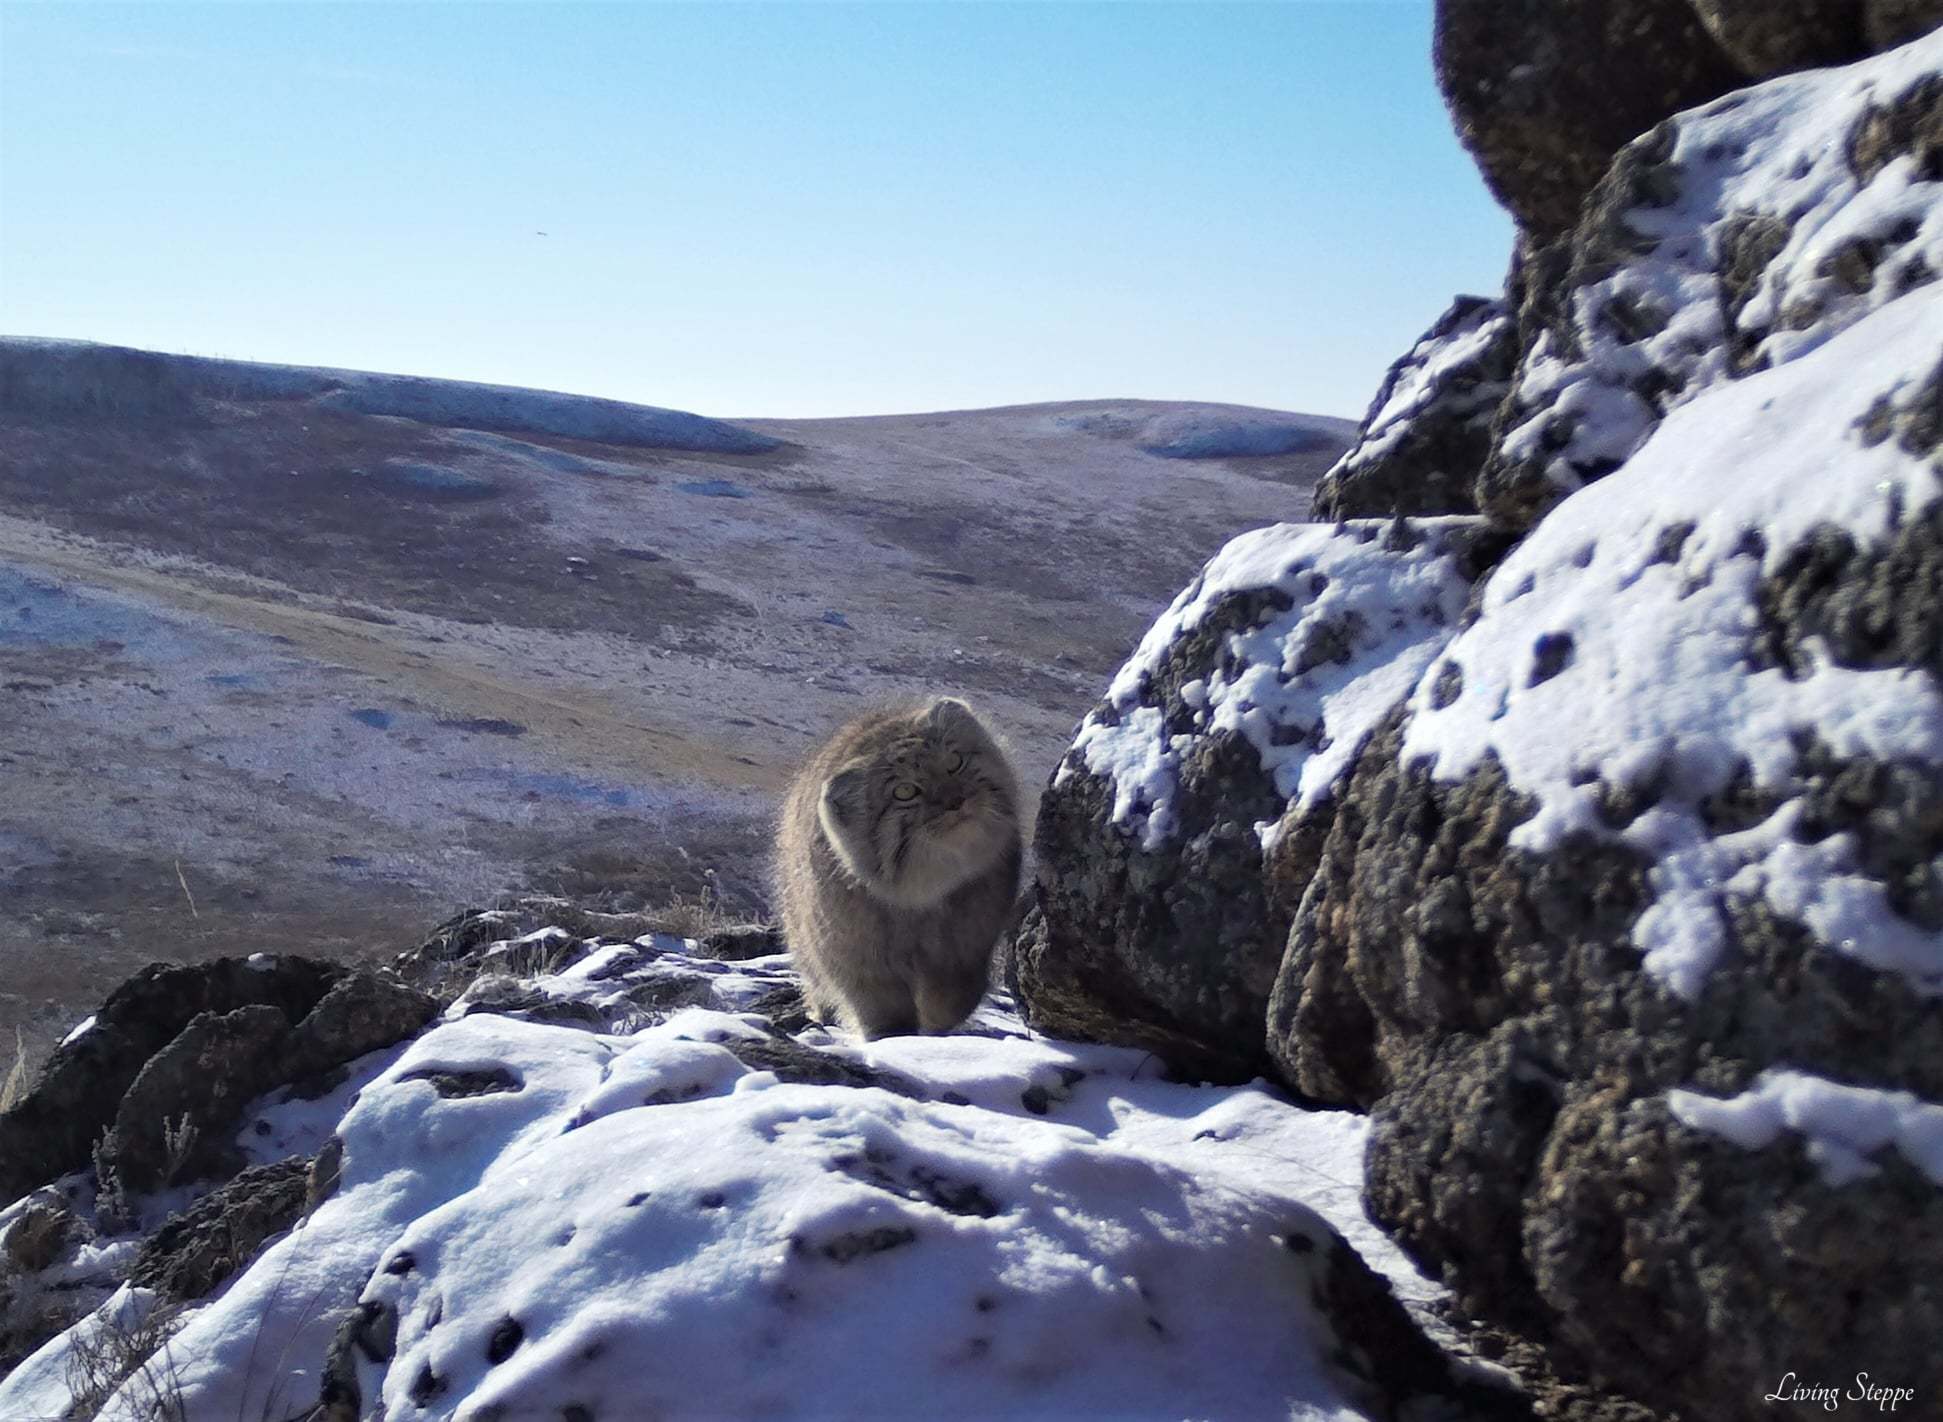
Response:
[0,339,1351,1063]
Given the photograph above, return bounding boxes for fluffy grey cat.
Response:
[776,697,1022,1038]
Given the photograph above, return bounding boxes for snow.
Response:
[15,938,1434,1422]
[1066,518,1476,847]
[1500,27,1943,501]
[1134,409,1336,460]
[59,1013,96,1046]
[1668,1069,1943,1187]
[1403,281,1943,999]
[1048,403,1354,460]
[0,1284,173,1422]
[0,337,780,453]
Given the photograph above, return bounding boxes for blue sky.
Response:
[0,2,1512,420]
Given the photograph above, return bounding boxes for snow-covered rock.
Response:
[1010,517,1497,1081]
[0,925,1518,1422]
[1479,26,1943,528]
[1265,37,1943,1422]
[1311,296,1517,519]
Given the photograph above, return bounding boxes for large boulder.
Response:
[1009,517,1497,1081]
[1433,0,1742,240]
[1688,0,1868,79]
[1310,296,1516,520]
[1477,25,1943,530]
[1272,258,1943,1420]
[1870,0,1943,49]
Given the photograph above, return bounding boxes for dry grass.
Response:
[635,884,747,941]
[64,1297,186,1422]
[1,1029,28,1113]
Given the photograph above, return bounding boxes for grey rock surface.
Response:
[1434,0,1741,240]
[107,1003,295,1192]
[1868,0,1943,48]
[1274,708,1943,1417]
[1267,295,1943,1416]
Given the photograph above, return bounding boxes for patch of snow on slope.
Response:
[1669,1069,1943,1187]
[1,1284,174,1422]
[1047,404,1353,459]
[1502,27,1943,498]
[1135,409,1336,459]
[1404,283,1943,999]
[0,337,780,454]
[65,944,1420,1422]
[1068,519,1476,847]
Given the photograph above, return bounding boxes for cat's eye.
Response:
[893,784,920,801]
[947,751,965,773]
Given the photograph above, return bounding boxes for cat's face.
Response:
[819,698,1018,900]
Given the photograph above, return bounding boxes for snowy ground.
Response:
[0,343,1351,1065]
[0,936,1448,1422]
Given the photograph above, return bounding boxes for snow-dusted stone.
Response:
[1009,517,1493,1081]
[346,1082,1436,1422]
[1478,28,1943,530]
[1271,272,1943,1417]
[1434,0,1742,241]
[1311,296,1518,520]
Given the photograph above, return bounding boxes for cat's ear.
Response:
[925,697,978,735]
[822,766,869,825]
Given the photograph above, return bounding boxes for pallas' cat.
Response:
[776,698,1021,1038]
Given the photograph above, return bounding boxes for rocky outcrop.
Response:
[5,908,1526,1422]
[1007,23,1943,1422]
[1010,517,1496,1080]
[1433,0,1943,246]
[0,956,341,1203]
[1272,254,1943,1417]
[1433,0,1742,241]
[1477,28,1943,532]
[1310,297,1516,520]
[0,955,436,1201]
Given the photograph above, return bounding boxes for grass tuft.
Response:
[0,1030,27,1113]
[63,1297,186,1422]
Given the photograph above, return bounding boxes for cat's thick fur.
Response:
[776,698,1022,1038]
